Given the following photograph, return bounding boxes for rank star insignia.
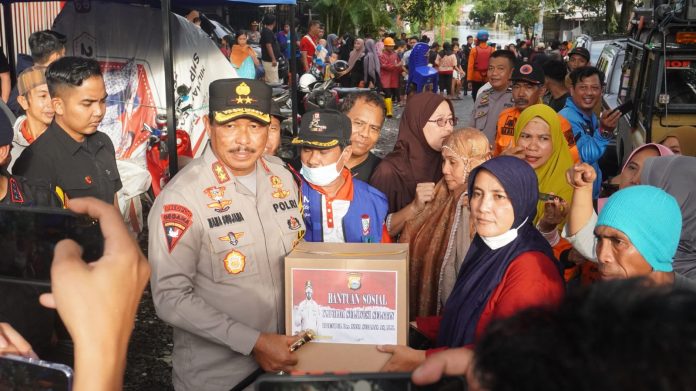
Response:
[223,250,246,274]
[270,175,290,199]
[218,231,245,246]
[212,162,230,184]
[204,186,232,212]
[233,82,256,105]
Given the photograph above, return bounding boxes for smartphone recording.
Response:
[0,205,103,288]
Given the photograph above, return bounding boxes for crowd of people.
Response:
[0,17,695,391]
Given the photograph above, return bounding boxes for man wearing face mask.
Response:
[292,109,390,243]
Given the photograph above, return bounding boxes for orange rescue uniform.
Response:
[467,43,492,83]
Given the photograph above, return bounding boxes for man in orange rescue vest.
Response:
[467,30,493,100]
[495,62,579,162]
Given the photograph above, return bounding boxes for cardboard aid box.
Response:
[285,242,409,372]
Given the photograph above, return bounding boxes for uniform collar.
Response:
[306,168,354,201]
[488,87,512,99]
[49,121,103,156]
[203,145,273,186]
[565,96,595,121]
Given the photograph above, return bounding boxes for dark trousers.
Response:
[383,87,398,101]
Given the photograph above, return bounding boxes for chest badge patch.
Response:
[223,250,246,274]
[270,175,290,199]
[287,216,302,230]
[212,162,231,184]
[161,204,193,253]
[218,231,245,246]
[204,186,232,213]
[85,176,93,185]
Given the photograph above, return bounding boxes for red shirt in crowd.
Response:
[417,251,565,352]
[300,34,318,69]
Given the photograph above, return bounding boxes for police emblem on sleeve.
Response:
[270,176,290,199]
[347,272,362,290]
[204,186,232,212]
[161,204,193,253]
[223,250,246,274]
[218,231,245,246]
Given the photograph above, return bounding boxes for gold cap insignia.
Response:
[234,82,255,105]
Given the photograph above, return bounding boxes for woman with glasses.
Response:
[399,129,490,320]
[369,92,456,238]
[377,156,565,371]
[229,31,259,79]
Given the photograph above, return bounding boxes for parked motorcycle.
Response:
[145,113,193,197]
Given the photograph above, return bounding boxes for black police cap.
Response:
[209,78,271,125]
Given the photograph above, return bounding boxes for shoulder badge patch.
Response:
[9,178,25,204]
[161,204,193,253]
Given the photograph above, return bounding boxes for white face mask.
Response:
[480,217,529,250]
[300,150,346,186]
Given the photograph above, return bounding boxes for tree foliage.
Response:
[309,0,392,36]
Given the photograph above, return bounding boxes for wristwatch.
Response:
[599,126,616,140]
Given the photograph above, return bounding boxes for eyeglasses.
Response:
[427,117,458,127]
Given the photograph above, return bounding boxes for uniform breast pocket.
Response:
[207,225,258,282]
[59,174,92,197]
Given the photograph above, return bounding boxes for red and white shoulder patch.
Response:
[161,204,193,253]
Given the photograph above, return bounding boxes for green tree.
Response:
[501,0,540,37]
[310,0,392,36]
[470,3,496,25]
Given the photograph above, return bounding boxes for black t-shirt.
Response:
[350,152,382,183]
[260,27,281,62]
[13,121,122,203]
[548,92,571,112]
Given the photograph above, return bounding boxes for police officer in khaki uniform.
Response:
[466,49,516,144]
[148,79,304,391]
